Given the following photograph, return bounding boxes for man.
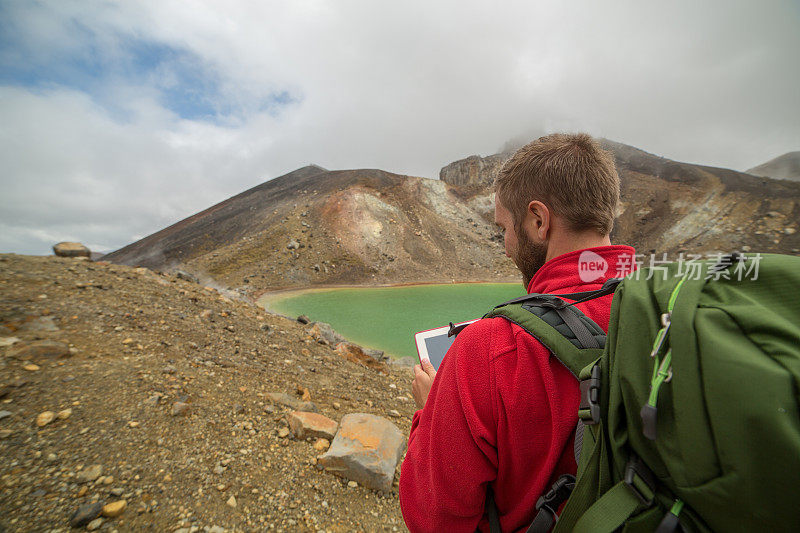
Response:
[399,133,636,532]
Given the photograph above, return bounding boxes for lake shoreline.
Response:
[254,278,522,306]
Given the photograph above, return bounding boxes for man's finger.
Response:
[420,359,436,376]
[413,364,423,376]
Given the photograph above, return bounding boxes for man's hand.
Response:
[412,359,437,409]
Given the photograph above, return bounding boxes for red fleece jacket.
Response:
[399,246,636,532]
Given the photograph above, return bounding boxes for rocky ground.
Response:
[0,254,417,532]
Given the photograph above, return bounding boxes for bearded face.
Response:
[513,222,548,289]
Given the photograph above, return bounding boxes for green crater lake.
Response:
[258,283,525,361]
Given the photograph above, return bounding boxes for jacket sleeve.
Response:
[399,318,500,533]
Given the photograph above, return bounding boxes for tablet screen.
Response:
[423,333,457,371]
[415,320,478,371]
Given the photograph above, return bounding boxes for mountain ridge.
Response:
[105,140,800,296]
[746,151,800,182]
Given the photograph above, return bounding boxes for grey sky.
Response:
[1,0,798,255]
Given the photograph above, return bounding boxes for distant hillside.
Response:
[103,166,518,294]
[441,139,800,257]
[105,140,800,295]
[747,152,800,182]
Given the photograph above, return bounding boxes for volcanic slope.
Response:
[747,151,800,182]
[103,166,518,294]
[0,254,414,531]
[440,139,800,258]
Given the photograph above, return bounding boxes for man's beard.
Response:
[514,227,548,289]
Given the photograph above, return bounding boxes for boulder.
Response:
[318,413,406,492]
[307,322,345,346]
[6,340,70,360]
[288,411,338,440]
[53,242,91,258]
[335,343,387,371]
[363,348,388,363]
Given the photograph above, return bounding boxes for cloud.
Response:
[1,0,798,255]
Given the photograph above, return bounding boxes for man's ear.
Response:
[527,200,550,241]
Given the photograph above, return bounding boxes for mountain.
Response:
[103,166,519,294]
[441,139,800,257]
[104,140,800,294]
[746,152,800,182]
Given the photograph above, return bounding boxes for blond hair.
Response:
[495,133,619,235]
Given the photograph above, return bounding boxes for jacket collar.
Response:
[527,245,637,294]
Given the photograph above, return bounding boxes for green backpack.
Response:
[482,252,800,532]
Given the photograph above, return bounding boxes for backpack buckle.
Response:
[533,474,576,526]
[578,364,601,425]
[624,455,656,505]
[535,474,576,511]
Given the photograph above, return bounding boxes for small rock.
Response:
[144,393,162,407]
[0,429,13,439]
[86,517,104,531]
[287,239,300,250]
[171,402,190,416]
[333,402,341,410]
[226,495,237,508]
[7,340,70,360]
[77,486,88,497]
[23,363,41,371]
[388,409,401,418]
[0,410,12,421]
[313,438,330,452]
[69,501,104,527]
[278,427,290,438]
[297,315,311,324]
[121,338,134,345]
[57,408,72,420]
[102,499,127,517]
[288,411,338,440]
[232,404,245,414]
[53,241,91,258]
[785,227,796,235]
[0,336,20,347]
[110,488,124,497]
[265,392,318,413]
[77,464,103,483]
[128,421,139,428]
[213,464,226,475]
[19,316,59,333]
[347,481,358,488]
[36,411,55,427]
[175,270,199,284]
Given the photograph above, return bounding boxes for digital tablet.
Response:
[414,319,478,371]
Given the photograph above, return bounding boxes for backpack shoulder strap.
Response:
[484,283,615,377]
